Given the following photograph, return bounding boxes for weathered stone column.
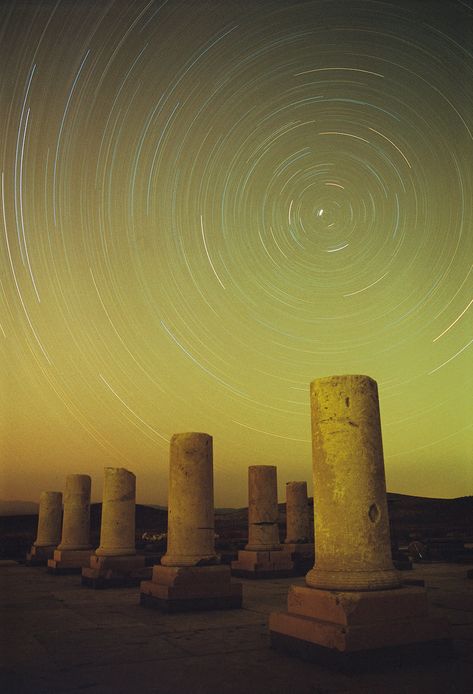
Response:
[246,465,281,551]
[161,432,217,566]
[48,474,93,574]
[281,481,314,575]
[57,474,92,551]
[26,491,62,565]
[306,375,399,591]
[140,433,242,611]
[96,468,136,557]
[82,468,149,588]
[231,465,293,578]
[284,481,310,544]
[270,375,450,664]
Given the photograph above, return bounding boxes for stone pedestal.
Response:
[140,433,242,611]
[82,467,147,588]
[270,375,451,666]
[231,465,293,578]
[26,491,62,565]
[48,474,92,574]
[281,543,315,576]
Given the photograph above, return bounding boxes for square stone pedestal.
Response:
[140,564,242,612]
[269,585,451,670]
[281,543,315,576]
[81,554,151,588]
[231,549,294,579]
[47,549,93,575]
[25,545,56,566]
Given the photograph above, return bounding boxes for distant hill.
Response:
[0,500,38,516]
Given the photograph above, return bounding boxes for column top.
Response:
[249,464,277,472]
[310,374,377,388]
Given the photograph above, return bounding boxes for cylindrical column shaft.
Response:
[57,474,92,550]
[34,491,62,547]
[245,465,280,551]
[306,375,400,591]
[96,468,136,557]
[284,481,310,544]
[161,433,218,567]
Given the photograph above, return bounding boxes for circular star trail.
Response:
[1,0,472,505]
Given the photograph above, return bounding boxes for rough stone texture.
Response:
[140,564,242,612]
[33,491,63,548]
[96,468,137,557]
[245,466,281,552]
[306,375,400,591]
[284,482,310,544]
[161,433,218,567]
[280,543,315,576]
[81,555,150,588]
[269,374,451,664]
[47,548,93,574]
[231,549,294,579]
[57,474,92,552]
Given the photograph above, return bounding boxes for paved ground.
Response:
[1,561,473,693]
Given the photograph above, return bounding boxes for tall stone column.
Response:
[161,433,217,566]
[96,467,136,557]
[48,474,93,574]
[140,433,242,611]
[284,481,310,544]
[82,468,149,588]
[58,474,92,551]
[231,465,294,578]
[26,491,62,565]
[270,375,450,664]
[281,481,314,575]
[306,375,399,591]
[245,466,280,551]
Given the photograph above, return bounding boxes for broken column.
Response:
[26,491,62,565]
[82,468,149,588]
[281,481,314,574]
[270,375,450,666]
[48,474,93,574]
[231,465,293,578]
[140,433,242,611]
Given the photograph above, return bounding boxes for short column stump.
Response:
[140,564,242,612]
[269,584,451,670]
[47,549,93,575]
[281,543,315,576]
[81,554,151,588]
[231,549,294,579]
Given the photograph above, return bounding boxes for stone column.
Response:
[306,374,399,591]
[231,465,294,577]
[26,491,63,564]
[57,474,92,551]
[269,375,450,663]
[161,432,218,566]
[96,468,136,557]
[246,465,280,551]
[82,468,148,587]
[284,481,310,544]
[34,491,63,548]
[140,432,242,611]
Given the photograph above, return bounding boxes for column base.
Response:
[281,543,315,576]
[231,549,294,579]
[81,554,151,588]
[467,568,473,580]
[140,564,242,612]
[47,549,94,575]
[269,585,451,670]
[25,545,56,566]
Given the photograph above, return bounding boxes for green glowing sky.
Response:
[1,0,472,506]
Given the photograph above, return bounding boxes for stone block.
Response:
[47,549,93,574]
[25,545,55,566]
[81,554,150,588]
[231,549,294,578]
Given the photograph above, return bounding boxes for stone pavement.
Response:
[1,561,472,693]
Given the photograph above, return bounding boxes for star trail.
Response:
[1,0,472,506]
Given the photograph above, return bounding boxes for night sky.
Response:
[1,0,472,507]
